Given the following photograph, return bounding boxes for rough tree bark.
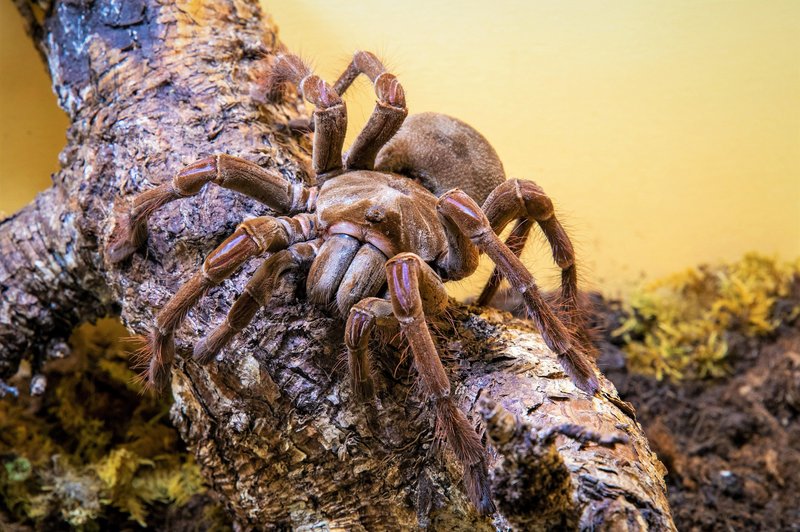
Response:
[1,1,675,529]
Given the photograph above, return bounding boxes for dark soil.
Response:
[594,297,800,532]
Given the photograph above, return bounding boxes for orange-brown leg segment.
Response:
[107,154,316,263]
[141,214,317,390]
[385,253,494,515]
[194,241,319,364]
[267,54,347,179]
[476,217,533,306]
[438,189,599,395]
[333,51,408,170]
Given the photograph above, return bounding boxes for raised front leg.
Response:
[385,253,493,515]
[137,214,317,390]
[333,51,408,170]
[268,54,347,180]
[438,189,599,395]
[107,154,315,263]
[194,241,319,364]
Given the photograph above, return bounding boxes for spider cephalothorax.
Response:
[107,51,600,515]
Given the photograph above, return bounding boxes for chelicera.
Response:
[107,51,600,514]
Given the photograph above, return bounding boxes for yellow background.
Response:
[1,1,798,295]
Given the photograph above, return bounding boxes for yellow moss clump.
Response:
[613,253,800,380]
[0,319,229,530]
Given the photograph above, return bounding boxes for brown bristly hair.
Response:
[434,398,495,514]
[252,53,313,104]
[127,334,156,393]
[126,329,176,393]
[107,184,181,263]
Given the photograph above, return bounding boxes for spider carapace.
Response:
[107,50,600,515]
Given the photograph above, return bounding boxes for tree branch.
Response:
[1,187,112,385]
[2,0,675,528]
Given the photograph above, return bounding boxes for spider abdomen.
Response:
[375,113,507,206]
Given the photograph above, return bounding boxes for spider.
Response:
[106,51,600,515]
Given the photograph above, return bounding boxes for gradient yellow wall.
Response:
[2,1,798,296]
[0,1,69,213]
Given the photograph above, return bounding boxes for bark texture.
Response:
[1,1,675,529]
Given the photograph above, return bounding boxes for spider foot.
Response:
[130,330,174,392]
[434,398,494,514]
[192,336,220,366]
[107,212,138,263]
[148,330,174,392]
[464,459,495,516]
[107,184,181,263]
[193,324,236,366]
[558,349,599,396]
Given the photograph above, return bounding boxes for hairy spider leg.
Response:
[194,240,320,364]
[267,54,347,179]
[478,179,581,315]
[139,214,317,390]
[107,154,316,263]
[386,253,494,515]
[476,217,532,306]
[477,179,599,370]
[438,189,599,395]
[332,51,408,170]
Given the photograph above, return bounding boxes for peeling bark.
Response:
[1,1,675,529]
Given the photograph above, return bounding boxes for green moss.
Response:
[0,319,230,529]
[613,253,800,380]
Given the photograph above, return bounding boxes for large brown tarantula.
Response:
[107,51,599,514]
